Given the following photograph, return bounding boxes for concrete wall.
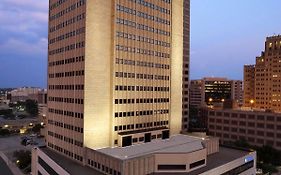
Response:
[32,148,70,175]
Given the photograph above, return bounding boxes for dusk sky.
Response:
[0,0,281,88]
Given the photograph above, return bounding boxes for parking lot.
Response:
[0,135,44,159]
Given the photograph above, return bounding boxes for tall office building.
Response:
[244,35,281,111]
[45,0,188,165]
[189,77,242,108]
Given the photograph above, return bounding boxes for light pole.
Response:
[250,99,254,110]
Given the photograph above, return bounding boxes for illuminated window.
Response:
[269,42,273,47]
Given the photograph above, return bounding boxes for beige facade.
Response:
[46,0,189,166]
[244,35,281,111]
[32,135,256,175]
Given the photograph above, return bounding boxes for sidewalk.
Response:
[0,151,24,175]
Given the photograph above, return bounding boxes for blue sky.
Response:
[191,0,281,79]
[0,0,281,88]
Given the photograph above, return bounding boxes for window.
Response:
[158,165,186,170]
[190,159,205,169]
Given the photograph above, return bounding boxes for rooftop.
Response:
[211,107,281,115]
[96,135,204,160]
[152,146,252,175]
[40,147,103,175]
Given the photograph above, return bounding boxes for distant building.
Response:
[231,80,243,105]
[243,65,255,108]
[244,35,281,112]
[0,88,13,104]
[0,118,39,133]
[38,104,47,136]
[189,77,243,108]
[10,87,47,103]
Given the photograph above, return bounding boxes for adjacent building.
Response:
[207,108,281,151]
[244,35,281,112]
[189,77,243,108]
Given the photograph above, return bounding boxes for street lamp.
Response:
[250,99,254,110]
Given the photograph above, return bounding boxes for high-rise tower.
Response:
[244,35,281,111]
[46,0,189,163]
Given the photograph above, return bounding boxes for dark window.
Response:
[158,164,186,170]
[190,159,205,169]
[162,130,169,139]
[145,133,151,143]
[122,136,132,147]
[139,137,144,142]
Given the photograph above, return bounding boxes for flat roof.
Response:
[40,147,103,175]
[213,108,281,115]
[96,135,204,160]
[152,146,252,175]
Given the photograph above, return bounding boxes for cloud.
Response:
[0,0,48,56]
[0,0,48,87]
[0,37,47,58]
[0,0,48,12]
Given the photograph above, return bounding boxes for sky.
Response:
[0,0,281,88]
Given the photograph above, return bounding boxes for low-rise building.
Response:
[32,135,256,175]
[207,108,281,150]
[0,117,39,133]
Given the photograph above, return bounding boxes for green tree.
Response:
[257,145,281,165]
[32,124,43,133]
[0,109,13,116]
[13,150,31,169]
[0,129,10,136]
[25,99,38,116]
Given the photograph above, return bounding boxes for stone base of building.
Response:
[32,135,256,175]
